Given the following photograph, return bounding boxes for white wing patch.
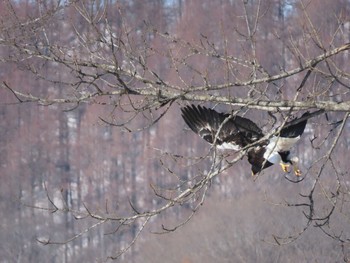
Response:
[217,142,241,151]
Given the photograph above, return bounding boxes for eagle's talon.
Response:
[294,169,302,177]
[280,163,290,173]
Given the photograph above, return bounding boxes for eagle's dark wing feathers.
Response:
[181,105,263,149]
[279,112,309,138]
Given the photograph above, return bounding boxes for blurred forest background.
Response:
[1,0,350,262]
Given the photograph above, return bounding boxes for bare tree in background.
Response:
[1,0,350,261]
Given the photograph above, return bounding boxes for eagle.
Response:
[181,104,309,176]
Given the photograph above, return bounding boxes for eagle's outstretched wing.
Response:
[181,105,263,150]
[280,112,309,138]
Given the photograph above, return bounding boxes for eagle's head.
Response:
[248,146,274,175]
[251,160,273,175]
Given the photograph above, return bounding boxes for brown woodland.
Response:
[1,0,350,262]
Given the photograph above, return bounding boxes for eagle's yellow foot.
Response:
[280,163,290,173]
[294,167,302,177]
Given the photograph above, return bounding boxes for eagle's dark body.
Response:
[181,105,308,175]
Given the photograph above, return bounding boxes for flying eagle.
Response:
[181,104,309,176]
